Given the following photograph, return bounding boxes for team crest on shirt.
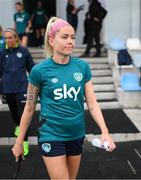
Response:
[52,78,58,83]
[42,143,51,153]
[74,72,83,82]
[17,52,22,58]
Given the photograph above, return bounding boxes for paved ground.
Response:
[0,140,141,179]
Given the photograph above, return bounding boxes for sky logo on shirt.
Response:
[16,17,24,23]
[53,84,81,101]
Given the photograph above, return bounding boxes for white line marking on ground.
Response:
[127,160,136,175]
[134,148,141,159]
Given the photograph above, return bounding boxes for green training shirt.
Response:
[33,8,47,25]
[14,11,29,34]
[29,56,92,142]
[0,37,5,49]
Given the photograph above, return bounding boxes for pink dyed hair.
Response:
[48,19,70,38]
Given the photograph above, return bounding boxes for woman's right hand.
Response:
[12,142,24,162]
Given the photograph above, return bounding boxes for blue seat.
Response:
[120,73,141,91]
[110,38,126,50]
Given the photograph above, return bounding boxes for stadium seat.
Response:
[126,38,141,50]
[110,38,126,50]
[120,73,141,91]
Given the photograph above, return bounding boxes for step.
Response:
[33,58,45,63]
[72,47,106,53]
[72,53,107,58]
[0,100,120,112]
[32,57,109,64]
[92,69,112,76]
[95,92,117,100]
[31,53,45,58]
[29,47,107,56]
[82,57,108,64]
[92,76,114,84]
[29,47,86,54]
[90,64,110,70]
[0,101,120,112]
[29,47,106,53]
[29,48,44,53]
[84,101,120,110]
[33,58,110,65]
[94,84,115,92]
[0,104,41,112]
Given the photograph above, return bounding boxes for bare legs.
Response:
[21,36,28,47]
[42,154,81,180]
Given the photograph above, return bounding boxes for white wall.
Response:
[131,0,140,38]
[105,0,140,46]
[57,0,141,47]
[56,0,89,47]
[0,0,14,29]
[0,0,22,29]
[104,0,132,45]
[0,0,140,47]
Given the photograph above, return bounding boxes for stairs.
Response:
[82,57,120,109]
[30,47,120,110]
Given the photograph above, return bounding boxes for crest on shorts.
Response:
[74,72,83,82]
[42,143,51,153]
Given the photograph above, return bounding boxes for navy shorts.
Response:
[34,24,46,29]
[38,137,85,157]
[18,33,28,40]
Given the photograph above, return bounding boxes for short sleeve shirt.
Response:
[0,37,5,49]
[29,56,92,142]
[33,8,46,25]
[14,11,29,34]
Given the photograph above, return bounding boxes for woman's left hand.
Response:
[100,133,116,152]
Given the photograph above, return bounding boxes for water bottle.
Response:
[92,138,109,151]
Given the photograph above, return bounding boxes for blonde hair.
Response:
[44,16,60,57]
[5,28,20,45]
[15,2,24,9]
